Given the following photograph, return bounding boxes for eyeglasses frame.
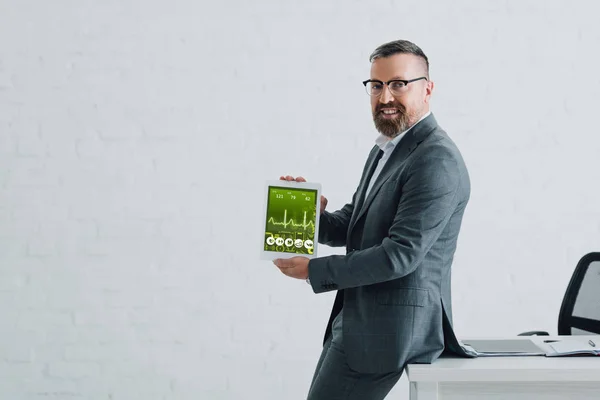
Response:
[362,76,428,96]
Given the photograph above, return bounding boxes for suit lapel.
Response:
[347,147,382,238]
[350,113,439,233]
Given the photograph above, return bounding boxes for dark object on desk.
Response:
[519,252,600,336]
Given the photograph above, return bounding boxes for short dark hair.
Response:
[369,40,430,77]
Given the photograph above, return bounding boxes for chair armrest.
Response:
[518,331,550,336]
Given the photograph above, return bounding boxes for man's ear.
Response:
[424,80,434,103]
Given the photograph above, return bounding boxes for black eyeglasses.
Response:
[362,77,428,96]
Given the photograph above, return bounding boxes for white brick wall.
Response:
[1,0,600,399]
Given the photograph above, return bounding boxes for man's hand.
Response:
[273,256,310,280]
[279,175,328,214]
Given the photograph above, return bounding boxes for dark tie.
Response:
[365,149,384,184]
[357,149,384,210]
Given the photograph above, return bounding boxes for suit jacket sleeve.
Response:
[317,199,354,247]
[308,151,461,293]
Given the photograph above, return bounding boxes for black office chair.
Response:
[519,251,600,336]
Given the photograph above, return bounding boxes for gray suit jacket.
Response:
[307,113,473,374]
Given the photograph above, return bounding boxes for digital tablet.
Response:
[260,180,321,260]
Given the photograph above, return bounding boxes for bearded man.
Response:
[275,39,472,400]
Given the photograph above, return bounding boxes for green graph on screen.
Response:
[264,186,317,255]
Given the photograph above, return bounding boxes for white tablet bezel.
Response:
[260,180,321,260]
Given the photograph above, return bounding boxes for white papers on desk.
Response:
[545,338,600,357]
[459,339,546,357]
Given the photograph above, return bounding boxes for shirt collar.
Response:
[375,111,431,151]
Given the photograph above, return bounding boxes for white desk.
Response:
[406,335,600,400]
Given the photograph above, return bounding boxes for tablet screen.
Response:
[264,185,318,256]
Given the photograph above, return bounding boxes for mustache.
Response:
[375,102,406,113]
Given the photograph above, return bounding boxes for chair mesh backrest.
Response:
[558,252,600,335]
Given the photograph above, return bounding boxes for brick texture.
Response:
[1,0,600,399]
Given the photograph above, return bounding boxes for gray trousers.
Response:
[306,310,403,400]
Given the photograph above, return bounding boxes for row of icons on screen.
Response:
[266,237,314,249]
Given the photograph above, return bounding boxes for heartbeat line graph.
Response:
[268,209,314,230]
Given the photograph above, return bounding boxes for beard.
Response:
[372,102,418,138]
